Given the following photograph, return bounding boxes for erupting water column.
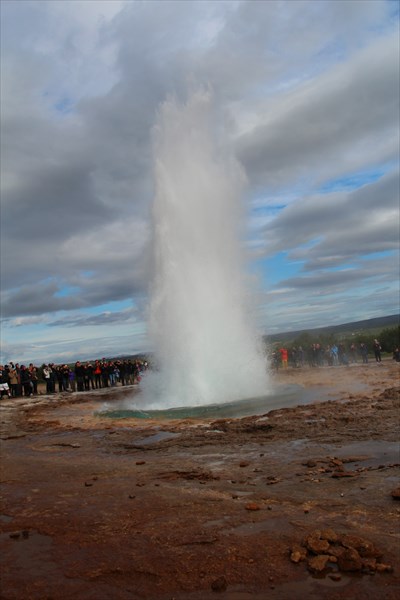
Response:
[141,90,269,409]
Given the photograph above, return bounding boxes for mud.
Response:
[0,360,399,599]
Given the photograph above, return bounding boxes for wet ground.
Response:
[0,360,399,599]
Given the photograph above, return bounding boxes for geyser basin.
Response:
[98,384,304,420]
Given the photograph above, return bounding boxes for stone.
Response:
[362,558,377,572]
[391,487,400,500]
[307,554,331,573]
[337,548,362,572]
[245,503,261,511]
[239,461,250,467]
[331,470,357,478]
[328,546,345,558]
[320,528,338,543]
[290,544,307,563]
[375,563,394,573]
[305,533,330,554]
[211,576,227,592]
[340,534,383,558]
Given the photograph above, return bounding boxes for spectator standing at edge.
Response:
[75,361,85,392]
[279,347,288,369]
[20,365,33,397]
[94,361,102,388]
[42,364,52,394]
[0,365,11,399]
[8,364,19,397]
[373,339,382,362]
[360,343,369,364]
[29,363,38,394]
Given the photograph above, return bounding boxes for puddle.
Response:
[133,431,180,446]
[329,441,399,468]
[228,516,292,536]
[0,514,13,523]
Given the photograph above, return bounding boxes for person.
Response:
[373,339,382,362]
[94,361,102,389]
[42,364,53,394]
[393,347,400,362]
[0,365,11,399]
[279,347,288,369]
[74,361,85,392]
[360,343,368,364]
[28,364,38,395]
[20,365,33,397]
[8,365,19,397]
[330,344,339,366]
[349,343,358,363]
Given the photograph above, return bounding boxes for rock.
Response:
[337,547,363,572]
[340,534,383,558]
[290,544,307,563]
[328,546,345,558]
[302,460,317,468]
[305,532,330,554]
[9,532,20,539]
[245,503,261,511]
[391,487,400,500]
[331,470,357,478]
[211,576,227,592]
[320,528,338,543]
[239,461,250,467]
[362,558,377,572]
[307,554,331,573]
[329,573,342,581]
[375,563,394,573]
[136,460,146,465]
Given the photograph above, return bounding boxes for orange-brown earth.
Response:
[0,360,399,599]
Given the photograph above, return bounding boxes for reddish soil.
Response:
[0,360,399,599]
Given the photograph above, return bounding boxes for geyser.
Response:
[140,90,270,409]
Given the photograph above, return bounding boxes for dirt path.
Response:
[1,360,399,599]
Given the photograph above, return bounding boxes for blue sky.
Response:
[0,0,399,365]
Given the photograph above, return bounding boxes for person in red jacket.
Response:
[279,347,288,369]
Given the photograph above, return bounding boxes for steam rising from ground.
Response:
[140,90,269,408]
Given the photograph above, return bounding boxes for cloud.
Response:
[236,31,399,190]
[0,0,398,362]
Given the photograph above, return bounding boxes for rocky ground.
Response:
[0,360,399,599]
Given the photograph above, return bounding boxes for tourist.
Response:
[279,347,288,369]
[0,365,11,399]
[42,364,53,394]
[360,343,369,364]
[94,361,102,388]
[29,364,39,394]
[8,365,19,397]
[74,361,85,392]
[20,365,33,397]
[373,339,382,362]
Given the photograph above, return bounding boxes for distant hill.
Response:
[265,314,399,344]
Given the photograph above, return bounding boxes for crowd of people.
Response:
[0,358,148,399]
[272,339,400,370]
[1,339,399,399]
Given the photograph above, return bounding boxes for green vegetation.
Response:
[266,315,399,355]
